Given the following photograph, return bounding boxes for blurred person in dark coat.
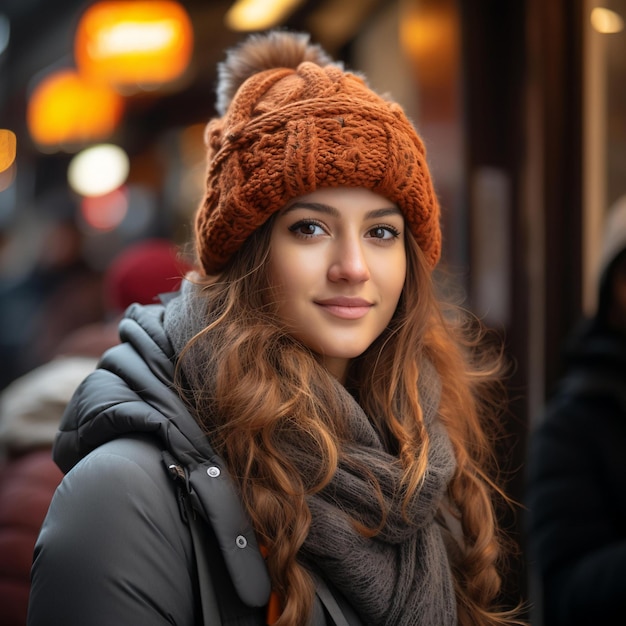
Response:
[0,190,104,391]
[0,239,190,626]
[526,196,626,625]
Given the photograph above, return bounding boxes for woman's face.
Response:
[268,187,407,382]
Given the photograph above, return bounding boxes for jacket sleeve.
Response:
[27,435,200,626]
[525,396,626,626]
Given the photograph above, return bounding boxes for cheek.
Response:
[267,247,314,304]
[376,253,406,304]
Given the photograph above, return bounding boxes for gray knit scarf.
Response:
[164,280,458,625]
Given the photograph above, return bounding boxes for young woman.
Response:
[28,31,521,626]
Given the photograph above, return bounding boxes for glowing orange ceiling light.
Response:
[27,69,124,148]
[75,1,194,88]
[0,129,16,173]
[225,0,304,31]
[591,7,624,33]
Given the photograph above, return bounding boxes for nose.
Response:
[327,235,371,283]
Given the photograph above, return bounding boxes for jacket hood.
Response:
[54,301,271,608]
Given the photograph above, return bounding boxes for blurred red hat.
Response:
[104,239,191,314]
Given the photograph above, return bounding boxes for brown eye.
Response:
[288,220,326,238]
[299,223,318,235]
[368,225,400,240]
[372,227,386,239]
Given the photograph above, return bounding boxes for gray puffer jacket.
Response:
[27,302,356,626]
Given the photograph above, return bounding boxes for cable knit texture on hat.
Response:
[195,31,441,275]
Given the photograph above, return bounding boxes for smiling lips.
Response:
[315,297,373,320]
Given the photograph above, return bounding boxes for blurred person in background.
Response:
[0,238,189,626]
[525,195,626,625]
[0,189,103,391]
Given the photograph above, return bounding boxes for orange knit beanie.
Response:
[195,31,441,275]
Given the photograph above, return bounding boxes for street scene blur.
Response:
[1,1,626,625]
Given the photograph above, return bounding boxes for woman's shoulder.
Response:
[59,434,181,520]
[41,434,189,568]
[29,434,198,626]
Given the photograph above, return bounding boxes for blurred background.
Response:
[0,0,624,620]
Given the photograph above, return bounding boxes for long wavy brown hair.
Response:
[176,215,523,625]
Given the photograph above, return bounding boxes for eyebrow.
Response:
[283,201,402,221]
